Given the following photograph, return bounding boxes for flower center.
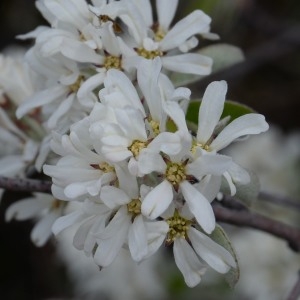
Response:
[127,198,141,218]
[69,76,84,94]
[149,119,160,136]
[166,162,186,186]
[166,211,191,244]
[191,141,211,154]
[136,48,163,59]
[99,162,115,173]
[104,55,122,70]
[128,140,147,157]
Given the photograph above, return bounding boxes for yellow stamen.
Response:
[128,140,147,157]
[136,48,163,59]
[104,55,122,70]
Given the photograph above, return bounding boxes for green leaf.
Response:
[169,44,244,87]
[198,44,244,74]
[210,225,240,288]
[220,100,255,122]
[186,100,255,126]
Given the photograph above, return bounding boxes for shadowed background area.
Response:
[0,0,299,299]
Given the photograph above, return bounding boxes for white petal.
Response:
[128,215,148,262]
[144,220,169,258]
[160,10,211,51]
[197,81,227,143]
[187,153,232,179]
[156,0,178,30]
[148,132,183,156]
[162,53,212,75]
[52,211,85,235]
[94,208,130,267]
[141,180,173,219]
[210,114,269,151]
[138,150,166,174]
[100,186,130,209]
[173,238,207,288]
[180,181,215,234]
[59,38,103,63]
[137,57,162,121]
[31,212,58,247]
[5,198,49,221]
[77,72,105,99]
[189,227,236,273]
[47,93,75,129]
[16,86,66,118]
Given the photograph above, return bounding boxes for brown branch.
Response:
[213,203,300,252]
[259,191,300,210]
[0,176,52,194]
[1,176,300,254]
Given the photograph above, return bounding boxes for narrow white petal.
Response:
[187,153,232,179]
[210,114,269,151]
[197,81,227,143]
[156,0,178,30]
[128,215,148,262]
[189,227,236,273]
[148,132,182,156]
[77,72,105,99]
[180,181,215,234]
[144,220,169,258]
[137,57,162,121]
[94,209,130,267]
[52,211,85,235]
[160,10,211,51]
[173,238,207,288]
[5,198,49,221]
[138,150,166,174]
[16,86,66,118]
[162,54,212,75]
[100,186,130,209]
[31,212,58,247]
[141,180,173,219]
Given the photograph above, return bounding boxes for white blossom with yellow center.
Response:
[162,206,236,288]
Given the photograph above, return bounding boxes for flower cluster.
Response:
[1,0,269,288]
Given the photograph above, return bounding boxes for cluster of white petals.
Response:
[0,0,269,288]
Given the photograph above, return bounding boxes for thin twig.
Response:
[0,176,52,194]
[213,203,300,252]
[1,176,300,253]
[259,191,300,210]
[287,270,300,300]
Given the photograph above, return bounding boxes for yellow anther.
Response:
[128,140,147,157]
[166,211,192,243]
[191,141,211,153]
[127,198,142,217]
[99,162,115,173]
[104,55,122,70]
[149,119,160,136]
[165,162,186,186]
[136,48,163,59]
[69,76,84,93]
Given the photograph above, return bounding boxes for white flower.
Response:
[5,193,65,246]
[163,205,236,287]
[193,80,269,194]
[94,173,168,266]
[16,48,92,131]
[119,0,214,75]
[43,117,117,200]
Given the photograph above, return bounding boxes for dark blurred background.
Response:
[0,0,299,299]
